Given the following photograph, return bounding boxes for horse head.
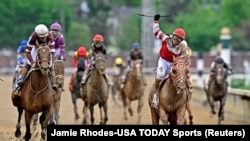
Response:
[214,63,226,85]
[93,53,106,74]
[131,59,142,76]
[170,56,190,94]
[36,46,51,75]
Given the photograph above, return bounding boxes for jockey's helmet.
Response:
[78,46,87,57]
[115,57,123,65]
[173,28,186,39]
[93,34,104,42]
[50,21,62,31]
[35,24,49,37]
[132,42,140,49]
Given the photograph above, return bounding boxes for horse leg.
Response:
[128,100,133,117]
[23,111,33,141]
[15,106,23,138]
[186,102,193,125]
[137,97,144,124]
[82,103,91,124]
[159,107,169,125]
[176,106,186,125]
[120,91,128,120]
[219,97,226,122]
[99,102,108,125]
[54,96,61,124]
[89,105,95,125]
[71,93,79,120]
[149,107,159,125]
[40,107,53,140]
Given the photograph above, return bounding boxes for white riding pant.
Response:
[155,57,173,80]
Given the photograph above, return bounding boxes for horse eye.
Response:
[172,70,177,75]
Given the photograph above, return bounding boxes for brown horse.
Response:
[11,46,54,141]
[119,59,145,123]
[69,58,86,121]
[204,63,228,125]
[81,52,109,125]
[148,56,191,125]
[31,58,65,127]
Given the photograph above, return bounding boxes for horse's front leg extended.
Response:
[176,105,186,125]
[137,96,144,124]
[24,111,32,141]
[15,106,23,138]
[159,107,168,124]
[90,104,95,125]
[219,97,226,121]
[99,102,108,125]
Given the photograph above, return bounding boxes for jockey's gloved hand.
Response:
[154,14,160,21]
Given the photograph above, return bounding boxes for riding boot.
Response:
[80,69,89,86]
[13,67,29,95]
[151,78,161,109]
[69,72,76,91]
[120,74,127,89]
[50,70,58,92]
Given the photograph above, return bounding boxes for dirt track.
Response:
[0,74,248,140]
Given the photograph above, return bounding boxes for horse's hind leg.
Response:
[15,106,23,138]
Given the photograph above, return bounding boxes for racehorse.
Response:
[11,46,54,140]
[148,56,191,125]
[81,52,109,125]
[31,58,65,127]
[204,62,228,125]
[119,59,145,124]
[69,58,86,121]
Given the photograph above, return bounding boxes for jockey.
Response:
[112,57,126,77]
[50,21,66,91]
[207,56,233,86]
[13,24,57,95]
[13,39,28,86]
[69,46,89,91]
[49,21,65,60]
[152,14,193,108]
[80,34,112,86]
[121,42,147,88]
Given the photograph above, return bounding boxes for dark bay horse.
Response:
[81,52,109,125]
[119,59,145,123]
[69,58,86,121]
[11,46,54,140]
[148,56,192,125]
[204,63,228,125]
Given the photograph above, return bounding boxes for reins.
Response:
[29,68,49,94]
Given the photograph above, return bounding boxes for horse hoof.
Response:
[15,130,21,138]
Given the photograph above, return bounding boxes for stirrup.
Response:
[52,85,58,91]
